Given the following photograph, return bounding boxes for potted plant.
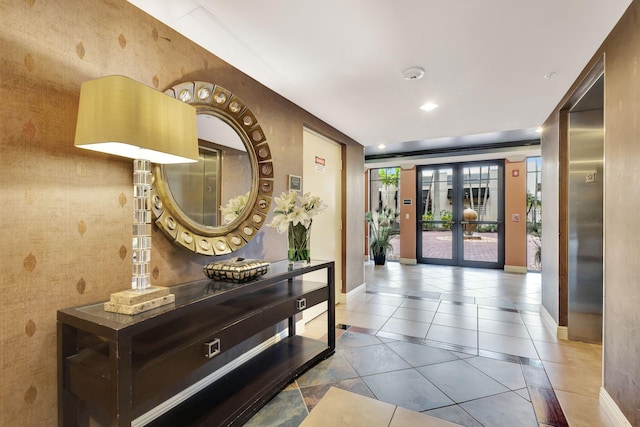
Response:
[366,207,399,265]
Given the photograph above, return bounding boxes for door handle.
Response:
[204,338,221,359]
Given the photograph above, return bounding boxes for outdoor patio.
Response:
[388,233,541,272]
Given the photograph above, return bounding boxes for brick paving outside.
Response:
[388,232,542,272]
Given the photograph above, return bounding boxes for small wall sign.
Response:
[288,174,301,191]
[403,198,412,205]
[314,156,326,173]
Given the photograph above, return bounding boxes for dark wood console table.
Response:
[58,260,335,427]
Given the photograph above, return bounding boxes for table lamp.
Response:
[74,75,198,314]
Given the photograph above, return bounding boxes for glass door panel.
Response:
[461,165,501,265]
[417,162,504,268]
[418,167,457,264]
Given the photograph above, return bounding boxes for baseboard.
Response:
[399,258,417,265]
[557,326,568,340]
[340,282,365,304]
[540,304,559,334]
[504,265,527,274]
[540,305,569,339]
[600,388,632,426]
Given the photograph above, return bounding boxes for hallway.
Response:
[246,262,611,426]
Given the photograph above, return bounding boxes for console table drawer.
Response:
[132,312,265,408]
[262,287,327,325]
[132,284,328,408]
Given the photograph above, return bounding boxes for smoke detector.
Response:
[402,67,425,81]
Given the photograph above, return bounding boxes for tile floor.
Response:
[245,262,613,427]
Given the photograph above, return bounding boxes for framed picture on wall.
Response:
[288,174,302,192]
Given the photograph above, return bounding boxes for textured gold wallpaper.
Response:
[0,0,362,424]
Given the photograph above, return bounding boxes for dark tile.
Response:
[295,353,358,387]
[451,350,478,359]
[425,339,478,355]
[335,329,382,348]
[362,369,454,411]
[522,364,553,389]
[340,343,410,376]
[243,388,307,427]
[527,385,569,427]
[477,348,526,364]
[460,391,538,427]
[464,356,526,390]
[417,359,508,403]
[375,330,425,344]
[386,340,459,367]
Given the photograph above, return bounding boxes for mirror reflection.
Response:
[164,114,252,227]
[151,80,273,256]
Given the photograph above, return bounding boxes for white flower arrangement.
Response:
[267,190,327,233]
[220,191,250,224]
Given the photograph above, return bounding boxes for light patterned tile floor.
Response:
[246,262,609,427]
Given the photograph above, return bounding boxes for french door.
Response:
[417,162,504,268]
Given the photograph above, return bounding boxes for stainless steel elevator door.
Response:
[568,100,604,343]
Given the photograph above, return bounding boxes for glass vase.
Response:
[288,222,311,265]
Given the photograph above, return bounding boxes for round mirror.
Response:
[150,81,274,255]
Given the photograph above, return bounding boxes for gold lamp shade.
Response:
[74,75,198,164]
[74,75,198,314]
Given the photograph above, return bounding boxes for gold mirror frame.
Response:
[150,81,274,255]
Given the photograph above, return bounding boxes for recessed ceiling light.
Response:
[544,72,557,80]
[402,67,425,81]
[420,102,439,111]
[378,144,386,150]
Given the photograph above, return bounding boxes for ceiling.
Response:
[128,0,631,160]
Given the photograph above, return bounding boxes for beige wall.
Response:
[542,0,639,423]
[343,143,366,293]
[0,1,363,424]
[399,167,417,262]
[504,160,527,268]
